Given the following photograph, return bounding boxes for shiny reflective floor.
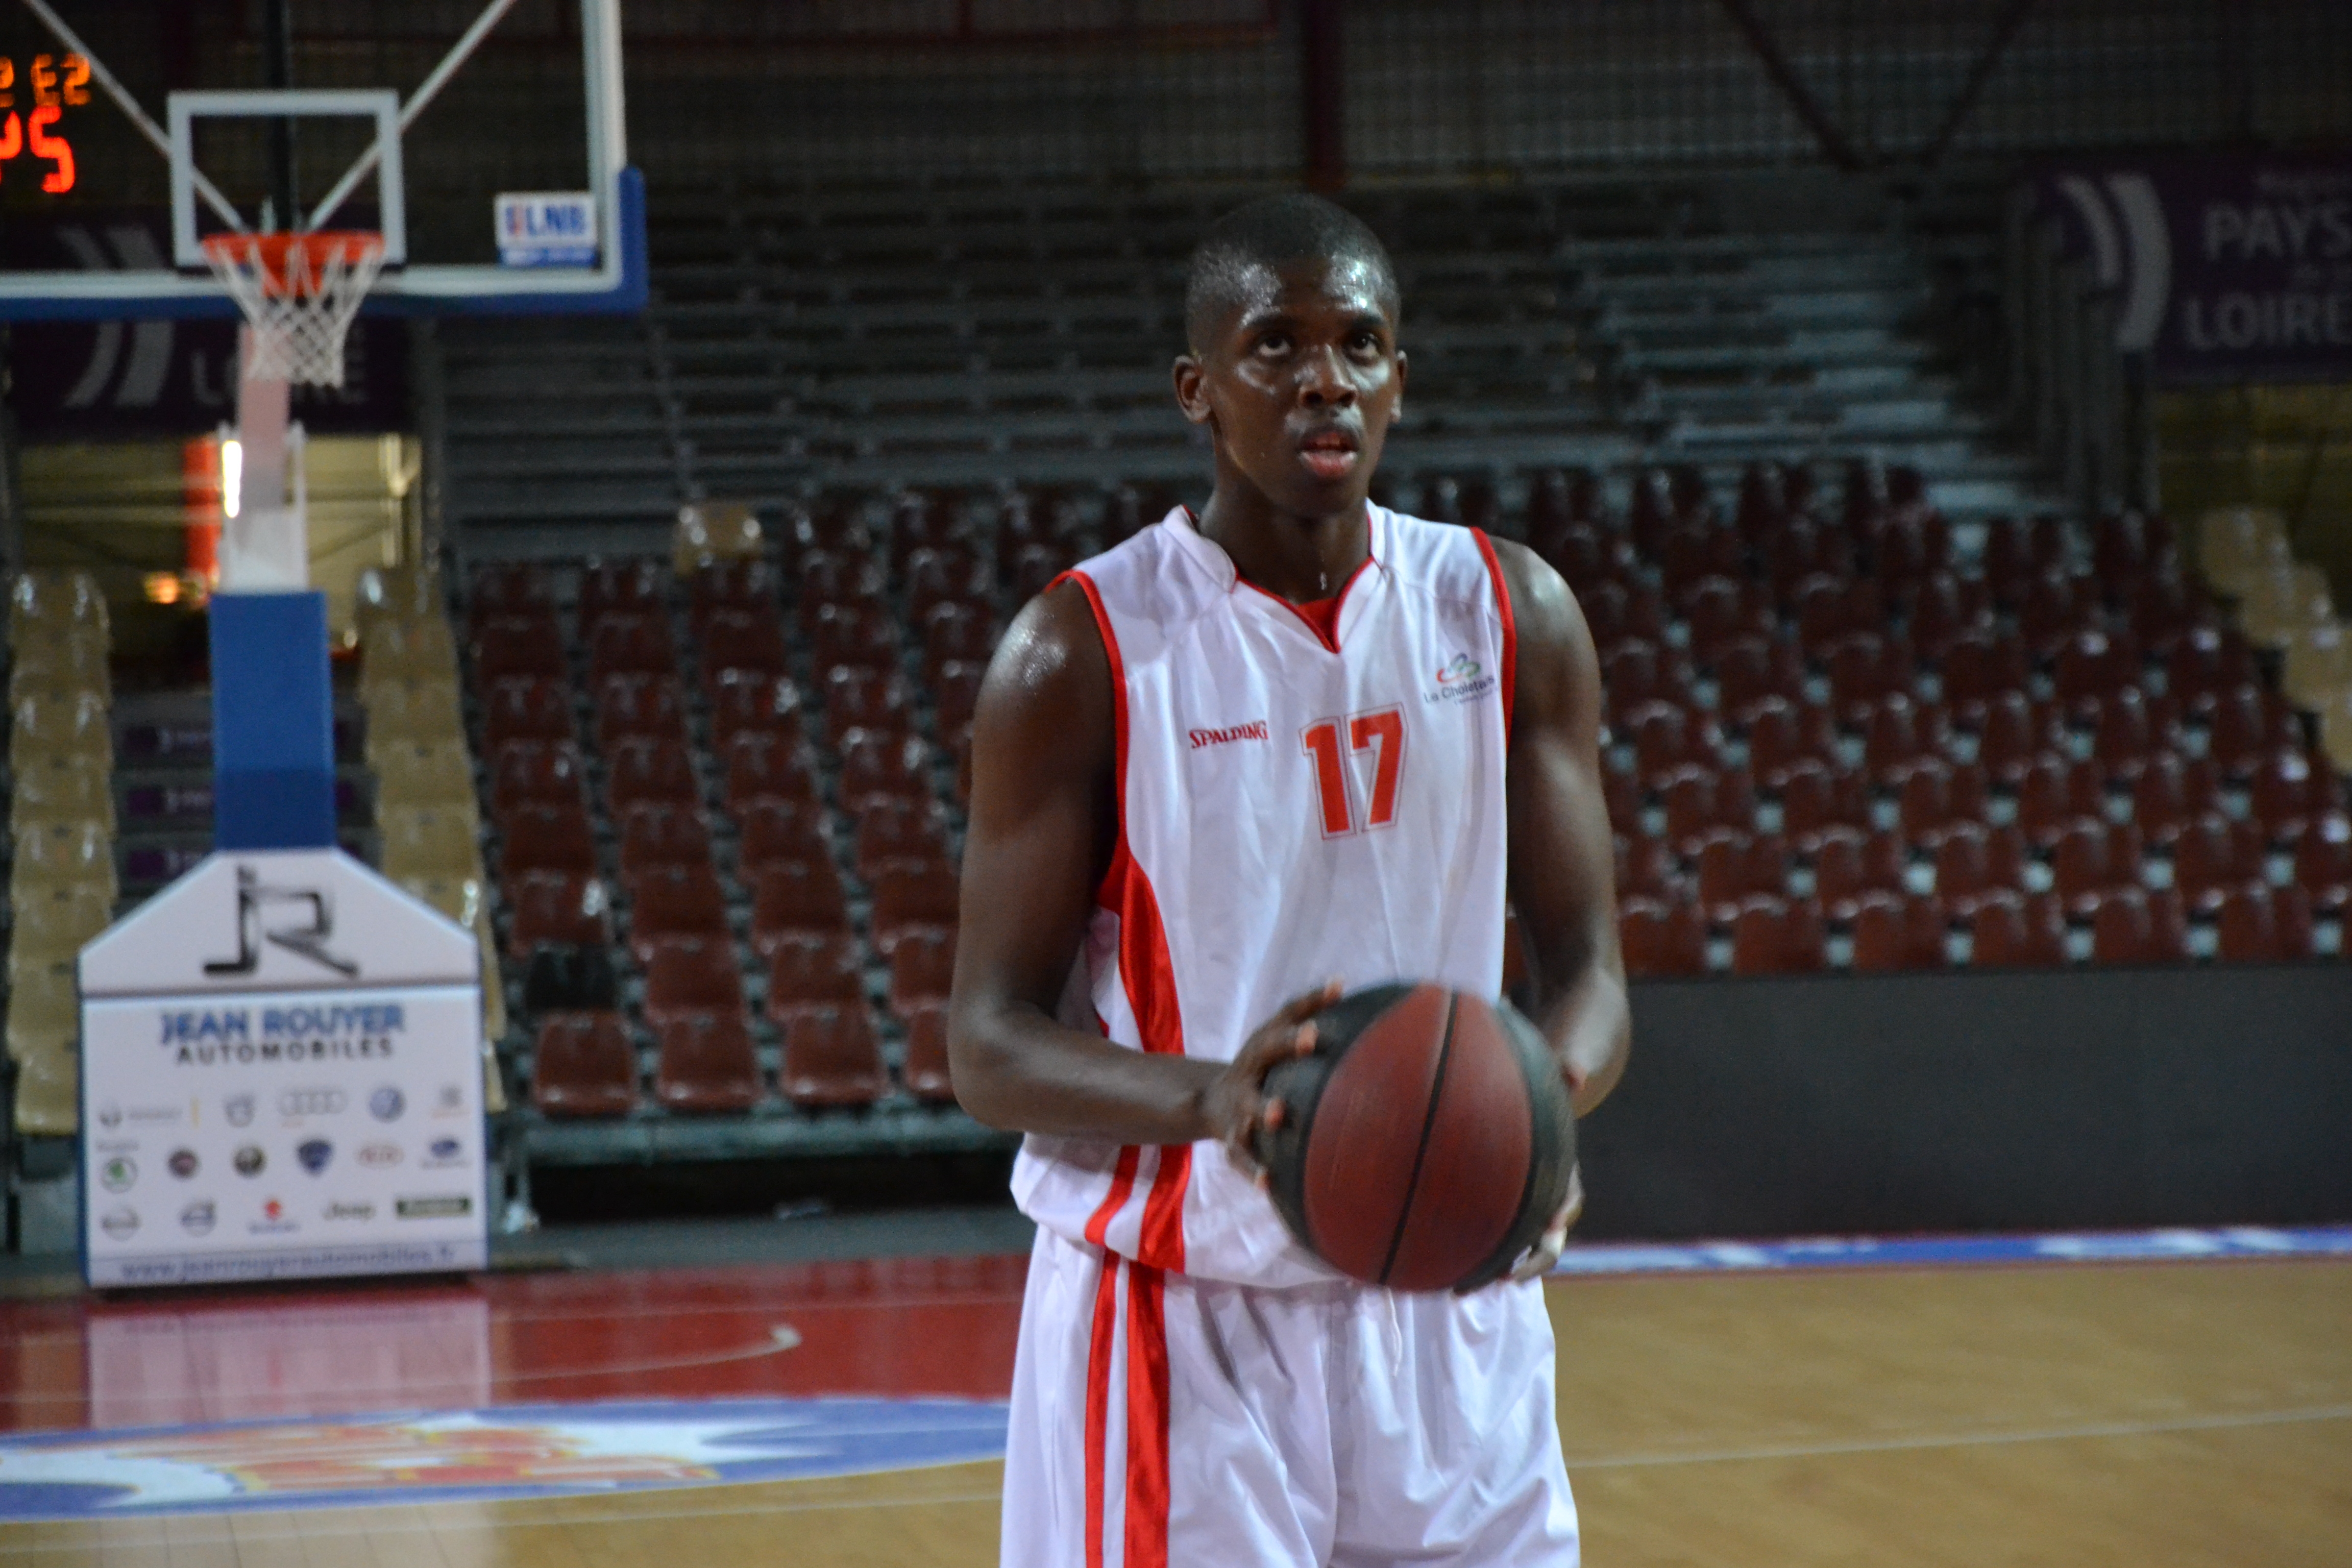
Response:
[1,1250,2346,1565]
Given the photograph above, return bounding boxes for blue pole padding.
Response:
[209,591,337,850]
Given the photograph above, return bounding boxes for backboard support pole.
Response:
[261,0,299,228]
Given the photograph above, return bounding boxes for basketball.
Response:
[1252,983,1576,1293]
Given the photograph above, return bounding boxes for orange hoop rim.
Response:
[200,230,385,297]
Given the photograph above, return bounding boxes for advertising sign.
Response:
[495,192,599,268]
[2034,155,2352,383]
[78,850,486,1287]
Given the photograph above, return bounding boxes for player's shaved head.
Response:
[1184,193,1400,351]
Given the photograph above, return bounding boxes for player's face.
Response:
[1176,256,1405,519]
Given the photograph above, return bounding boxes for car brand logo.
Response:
[297,1139,333,1174]
[395,1196,472,1219]
[370,1086,406,1122]
[168,1148,200,1179]
[280,1087,347,1118]
[97,1102,122,1129]
[437,1083,464,1113]
[426,1137,463,1165]
[180,1201,216,1236]
[263,1198,284,1221]
[99,1207,138,1240]
[100,1157,137,1193]
[358,1143,403,1168]
[233,1145,266,1177]
[225,1094,256,1128]
[322,1202,376,1221]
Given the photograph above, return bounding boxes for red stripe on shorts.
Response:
[1083,1255,1122,1568]
[1122,1261,1173,1568]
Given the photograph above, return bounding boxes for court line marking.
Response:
[1568,1400,2352,1469]
[2,1400,2347,1546]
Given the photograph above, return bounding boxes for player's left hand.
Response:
[1505,1163,1584,1284]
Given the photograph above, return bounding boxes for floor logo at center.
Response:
[0,1398,1011,1520]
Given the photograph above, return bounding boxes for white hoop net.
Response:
[202,232,387,389]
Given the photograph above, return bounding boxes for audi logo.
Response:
[279,1088,348,1117]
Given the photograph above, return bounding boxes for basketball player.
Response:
[948,194,1628,1567]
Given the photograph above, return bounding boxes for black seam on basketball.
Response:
[1377,988,1457,1287]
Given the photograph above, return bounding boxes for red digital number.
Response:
[1304,708,1406,837]
[27,104,69,193]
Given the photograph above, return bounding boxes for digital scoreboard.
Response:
[0,51,88,193]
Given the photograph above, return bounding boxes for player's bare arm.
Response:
[945,580,1331,1151]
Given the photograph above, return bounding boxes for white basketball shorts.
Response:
[1000,1227,1579,1567]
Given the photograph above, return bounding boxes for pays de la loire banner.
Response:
[77,850,486,1288]
[2032,155,2352,383]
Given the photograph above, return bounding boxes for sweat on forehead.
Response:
[1184,192,1401,350]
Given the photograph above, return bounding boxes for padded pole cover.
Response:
[210,590,336,849]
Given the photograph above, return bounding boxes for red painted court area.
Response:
[0,1254,1028,1435]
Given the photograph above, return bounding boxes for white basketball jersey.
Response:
[1010,504,1519,1289]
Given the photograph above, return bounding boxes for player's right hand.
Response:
[1203,979,1343,1182]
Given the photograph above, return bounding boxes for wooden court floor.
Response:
[2,1257,2346,1566]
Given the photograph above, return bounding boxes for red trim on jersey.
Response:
[1083,1257,1121,1568]
[1473,527,1518,738]
[1065,566,1191,1273]
[1122,1262,1173,1568]
[1234,554,1376,655]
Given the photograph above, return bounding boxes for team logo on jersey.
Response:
[1188,720,1269,751]
[1425,652,1499,705]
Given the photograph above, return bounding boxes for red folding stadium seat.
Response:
[780,1005,888,1109]
[900,1001,957,1104]
[469,562,553,620]
[1004,541,1076,603]
[1602,766,1642,835]
[1741,697,1831,787]
[708,670,805,750]
[1633,706,1717,787]
[1827,634,1915,724]
[2052,629,2141,719]
[481,676,577,749]
[2015,755,2104,849]
[1602,641,1692,724]
[2086,687,2159,784]
[2216,884,2316,963]
[1876,513,1951,590]
[2167,627,2256,715]
[1684,577,1773,665]
[1903,573,1983,665]
[2015,570,2089,662]
[498,800,598,881]
[888,926,957,1017]
[1658,767,1728,854]
[532,1011,639,1118]
[2051,821,2127,919]
[892,491,963,564]
[2169,812,2263,916]
[765,931,865,1015]
[2295,814,2352,914]
[750,859,851,955]
[605,736,701,811]
[1617,832,1673,900]
[2130,753,2218,847]
[1694,830,1754,926]
[811,600,901,671]
[904,547,995,623]
[1935,633,2030,729]
[1737,461,1790,542]
[1713,638,1805,723]
[491,739,589,817]
[1775,759,1870,854]
[2206,683,2298,781]
[2127,570,2204,657]
[506,871,612,960]
[1971,689,2055,786]
[1862,695,1934,779]
[2090,886,2188,966]
[1927,821,2021,922]
[1897,760,1957,839]
[641,936,747,1027]
[1810,827,1900,924]
[797,548,888,607]
[1964,890,2053,968]
[594,672,693,752]
[839,730,934,812]
[870,858,961,946]
[625,863,729,960]
[1731,896,1825,974]
[688,558,783,623]
[824,665,916,742]
[930,660,986,734]
[617,802,714,878]
[1619,897,1707,977]
[654,1011,764,1114]
[472,612,570,683]
[854,797,950,877]
[923,601,1001,676]
[1850,891,1948,971]
[1789,573,1849,649]
[577,558,666,627]
[586,612,677,684]
[1657,526,1743,602]
[2248,749,2326,842]
[698,608,790,685]
[724,731,820,815]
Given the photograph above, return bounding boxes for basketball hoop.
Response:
[202,230,387,389]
